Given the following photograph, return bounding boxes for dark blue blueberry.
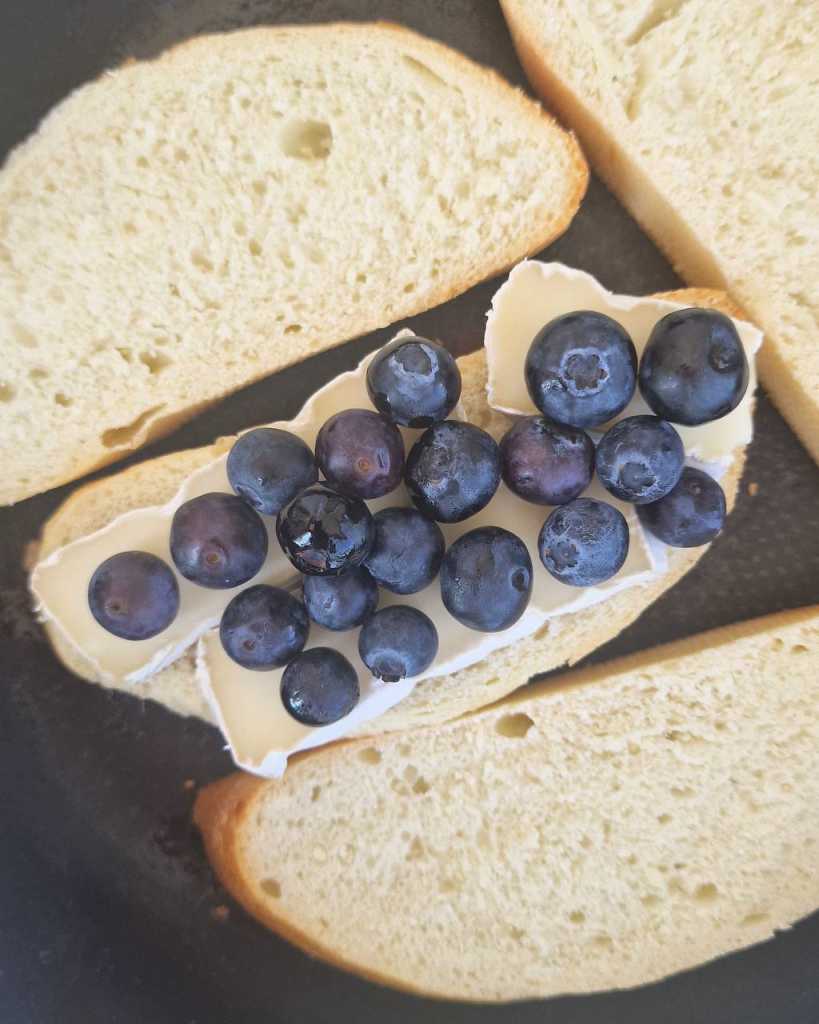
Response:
[276,485,373,576]
[366,335,462,427]
[364,507,445,594]
[315,408,404,499]
[525,311,637,428]
[302,567,379,631]
[440,526,533,632]
[88,551,179,640]
[219,584,309,670]
[500,416,594,505]
[637,467,726,547]
[639,308,749,425]
[405,421,501,523]
[281,647,360,726]
[595,415,684,504]
[358,605,439,682]
[227,427,317,516]
[538,497,629,587]
[170,492,268,589]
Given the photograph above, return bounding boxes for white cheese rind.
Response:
[485,261,762,464]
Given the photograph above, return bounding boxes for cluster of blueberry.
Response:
[86,307,748,729]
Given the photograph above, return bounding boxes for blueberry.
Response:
[276,485,373,576]
[440,526,533,632]
[500,416,594,505]
[219,584,309,670]
[302,567,379,631]
[538,497,629,587]
[281,647,360,726]
[358,605,439,682]
[364,507,445,594]
[366,335,462,427]
[525,311,637,428]
[315,408,404,500]
[639,308,749,425]
[227,427,317,516]
[637,467,726,547]
[595,415,684,504]
[88,551,179,640]
[170,492,268,589]
[405,421,501,523]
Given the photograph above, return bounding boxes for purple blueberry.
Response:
[281,648,360,726]
[637,467,726,547]
[170,492,268,589]
[358,605,439,682]
[364,507,445,594]
[315,408,405,500]
[276,485,373,576]
[219,584,309,670]
[302,568,379,631]
[88,551,179,640]
[366,335,461,427]
[595,415,684,504]
[500,416,594,505]
[538,497,629,586]
[227,427,317,516]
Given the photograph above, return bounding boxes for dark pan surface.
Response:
[1,3,817,1022]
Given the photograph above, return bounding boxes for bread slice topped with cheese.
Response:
[0,21,587,506]
[194,604,819,1002]
[31,266,761,776]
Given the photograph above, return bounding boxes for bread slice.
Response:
[195,604,819,1002]
[35,287,747,735]
[500,0,819,463]
[0,22,587,506]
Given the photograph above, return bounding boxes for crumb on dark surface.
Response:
[211,905,230,924]
[748,481,759,496]
[183,779,196,792]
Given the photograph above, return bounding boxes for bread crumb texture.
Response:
[0,23,584,504]
[225,609,819,1001]
[502,0,819,460]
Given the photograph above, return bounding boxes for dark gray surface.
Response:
[1,3,818,1023]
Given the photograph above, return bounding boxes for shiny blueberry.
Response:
[639,308,749,426]
[440,526,533,632]
[637,467,726,547]
[88,551,179,640]
[315,408,404,500]
[219,585,309,670]
[281,647,360,726]
[227,427,317,516]
[364,507,445,594]
[170,492,268,589]
[595,415,684,504]
[525,311,637,428]
[538,497,629,587]
[366,335,462,427]
[405,421,501,523]
[500,416,594,505]
[302,567,379,631]
[276,485,373,576]
[358,605,439,682]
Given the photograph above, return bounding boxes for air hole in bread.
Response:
[401,55,450,91]
[412,776,430,796]
[54,392,72,407]
[742,911,770,927]
[495,712,535,739]
[406,837,425,861]
[671,786,695,799]
[792,643,809,654]
[248,239,263,258]
[260,878,281,898]
[593,935,613,950]
[657,813,672,825]
[358,747,381,765]
[280,119,332,161]
[403,282,415,293]
[310,785,321,802]
[284,324,302,335]
[29,368,49,381]
[641,894,661,908]
[101,404,165,449]
[569,910,585,924]
[136,155,149,169]
[139,350,173,375]
[0,382,15,403]
[190,249,214,273]
[233,219,247,237]
[13,324,37,348]
[694,883,719,903]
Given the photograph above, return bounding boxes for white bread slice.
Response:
[0,22,587,506]
[35,287,747,736]
[500,0,819,463]
[195,604,819,1002]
